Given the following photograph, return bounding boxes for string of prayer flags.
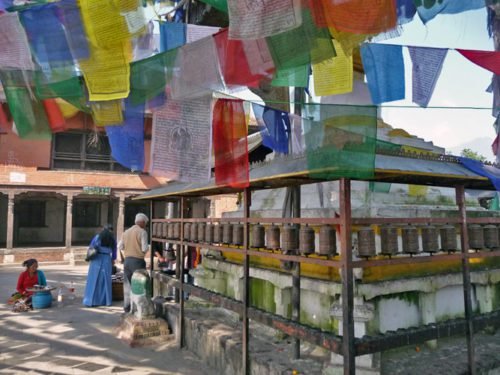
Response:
[214,29,274,88]
[159,22,186,52]
[304,104,378,180]
[0,12,34,70]
[78,41,132,101]
[57,0,90,60]
[313,39,353,96]
[91,100,124,126]
[415,0,486,25]
[0,70,51,140]
[42,99,67,133]
[320,0,397,35]
[456,49,500,75]
[458,157,500,191]
[105,100,145,172]
[408,46,447,107]
[78,0,145,49]
[170,36,225,100]
[227,0,302,40]
[151,96,212,182]
[252,103,290,154]
[271,65,309,88]
[19,3,73,65]
[198,0,228,13]
[213,98,249,188]
[360,43,405,105]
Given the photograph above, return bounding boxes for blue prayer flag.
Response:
[106,101,145,172]
[415,0,485,24]
[160,22,186,52]
[458,157,500,191]
[396,0,417,24]
[253,103,290,154]
[361,44,405,105]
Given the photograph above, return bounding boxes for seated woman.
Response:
[8,259,47,306]
[83,225,116,307]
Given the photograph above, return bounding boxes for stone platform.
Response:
[116,315,172,348]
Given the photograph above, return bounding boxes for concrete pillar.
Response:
[6,191,15,249]
[65,193,73,248]
[117,194,126,242]
[476,285,494,314]
[419,292,437,349]
[326,297,379,375]
[274,287,292,318]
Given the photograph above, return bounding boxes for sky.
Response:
[379,8,496,158]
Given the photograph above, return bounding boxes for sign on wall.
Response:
[82,186,111,195]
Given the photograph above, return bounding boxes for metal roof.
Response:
[135,152,494,200]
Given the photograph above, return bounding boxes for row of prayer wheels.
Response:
[356,224,500,258]
[152,222,337,256]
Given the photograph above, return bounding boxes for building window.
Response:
[18,201,46,227]
[73,201,101,227]
[52,131,131,172]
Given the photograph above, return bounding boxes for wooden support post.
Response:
[340,178,355,375]
[242,188,251,375]
[292,185,301,359]
[179,197,185,348]
[456,185,476,375]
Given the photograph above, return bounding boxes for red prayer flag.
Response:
[306,0,328,27]
[213,29,274,88]
[0,102,9,133]
[43,99,66,132]
[493,134,499,157]
[457,49,500,75]
[213,99,249,188]
[321,0,397,34]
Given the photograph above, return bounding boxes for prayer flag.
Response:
[151,96,212,182]
[57,0,90,60]
[0,12,34,70]
[227,0,302,40]
[91,100,124,126]
[106,101,145,172]
[360,43,405,105]
[458,157,500,191]
[42,99,67,133]
[408,46,447,107]
[214,29,274,88]
[213,99,249,188]
[160,22,186,52]
[457,49,500,75]
[313,39,353,96]
[198,0,228,13]
[415,0,485,24]
[271,65,309,88]
[320,0,397,35]
[252,103,290,154]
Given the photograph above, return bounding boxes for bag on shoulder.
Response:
[85,246,98,262]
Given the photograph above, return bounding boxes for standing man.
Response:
[118,213,149,313]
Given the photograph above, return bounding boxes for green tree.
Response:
[460,148,487,163]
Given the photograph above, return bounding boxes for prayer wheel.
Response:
[173,222,180,240]
[198,222,206,243]
[190,222,199,242]
[299,225,315,255]
[440,225,457,252]
[380,225,398,256]
[484,224,499,249]
[213,224,222,244]
[468,224,484,250]
[222,223,233,244]
[205,223,214,244]
[266,225,280,250]
[402,225,420,255]
[251,224,265,248]
[161,223,168,239]
[282,225,298,252]
[233,224,244,246]
[421,225,439,254]
[357,227,376,258]
[167,223,174,239]
[183,223,191,241]
[152,223,159,238]
[318,225,336,256]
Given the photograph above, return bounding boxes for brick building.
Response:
[0,111,167,264]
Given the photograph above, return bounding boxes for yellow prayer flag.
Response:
[91,100,123,126]
[408,185,428,197]
[328,27,372,56]
[55,99,79,119]
[313,39,353,96]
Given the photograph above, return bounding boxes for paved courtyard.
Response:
[0,264,214,375]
